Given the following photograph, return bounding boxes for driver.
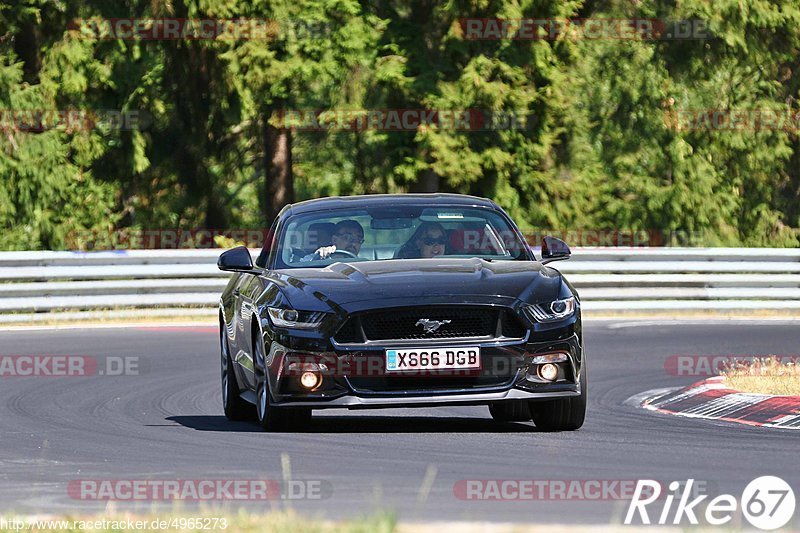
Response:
[304,219,364,260]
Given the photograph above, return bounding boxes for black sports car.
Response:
[218,194,585,431]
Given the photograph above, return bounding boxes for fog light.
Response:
[300,371,321,389]
[538,363,559,382]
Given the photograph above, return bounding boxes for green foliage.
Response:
[0,0,798,249]
[0,25,117,250]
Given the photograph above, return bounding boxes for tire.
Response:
[251,329,311,431]
[529,363,587,431]
[488,400,532,422]
[255,379,312,432]
[221,330,253,421]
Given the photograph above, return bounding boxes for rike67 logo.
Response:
[625,476,795,530]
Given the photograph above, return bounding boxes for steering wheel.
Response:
[329,249,359,259]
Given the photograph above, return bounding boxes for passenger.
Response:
[394,221,448,259]
[303,220,364,260]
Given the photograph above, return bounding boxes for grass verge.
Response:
[720,356,800,395]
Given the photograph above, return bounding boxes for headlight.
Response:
[267,307,327,329]
[524,297,575,323]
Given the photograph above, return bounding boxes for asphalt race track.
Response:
[1,320,798,526]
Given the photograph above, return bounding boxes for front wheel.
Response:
[221,335,253,421]
[529,364,587,431]
[256,379,312,432]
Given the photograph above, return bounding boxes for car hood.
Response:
[268,258,563,311]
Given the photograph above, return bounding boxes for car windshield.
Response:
[274,205,529,269]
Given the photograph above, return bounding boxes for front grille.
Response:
[363,307,494,340]
[333,318,361,343]
[501,310,527,338]
[333,306,527,343]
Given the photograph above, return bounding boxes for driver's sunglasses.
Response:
[421,236,448,246]
[334,232,364,244]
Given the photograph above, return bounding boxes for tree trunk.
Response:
[411,168,440,193]
[263,117,293,223]
[14,19,40,84]
[784,136,800,230]
[204,191,226,229]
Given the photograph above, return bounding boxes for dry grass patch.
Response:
[720,356,800,396]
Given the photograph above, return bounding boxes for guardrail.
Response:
[0,248,798,319]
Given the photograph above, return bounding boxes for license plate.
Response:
[385,347,481,372]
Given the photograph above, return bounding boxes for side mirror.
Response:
[541,236,571,264]
[218,246,258,273]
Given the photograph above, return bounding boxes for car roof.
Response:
[285,193,499,216]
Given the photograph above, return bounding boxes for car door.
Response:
[231,274,260,390]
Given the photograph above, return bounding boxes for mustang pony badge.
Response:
[415,318,451,334]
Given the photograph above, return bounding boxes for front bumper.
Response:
[266,320,584,408]
[277,386,581,409]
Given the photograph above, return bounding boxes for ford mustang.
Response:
[218,194,585,431]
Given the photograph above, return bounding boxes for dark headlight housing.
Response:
[267,307,328,329]
[523,297,576,323]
